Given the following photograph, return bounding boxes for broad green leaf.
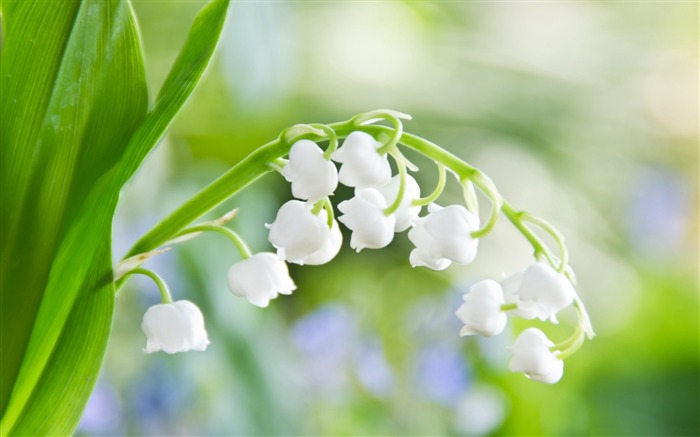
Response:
[0,0,147,424]
[0,0,147,432]
[0,0,230,434]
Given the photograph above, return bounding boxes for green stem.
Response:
[174,224,252,259]
[469,172,503,239]
[412,162,446,207]
[123,268,173,304]
[519,212,569,273]
[354,110,408,156]
[500,303,518,312]
[322,197,335,228]
[501,203,558,267]
[310,124,338,159]
[124,120,476,259]
[268,158,287,174]
[461,179,479,215]
[311,199,325,215]
[384,157,406,215]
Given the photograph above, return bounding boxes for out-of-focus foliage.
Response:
[85,1,697,436]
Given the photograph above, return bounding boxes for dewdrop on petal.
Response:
[337,188,396,251]
[331,131,391,189]
[508,327,564,384]
[282,139,338,203]
[141,300,210,354]
[456,280,507,337]
[227,253,296,307]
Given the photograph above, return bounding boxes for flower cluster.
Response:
[455,262,578,383]
[120,110,592,384]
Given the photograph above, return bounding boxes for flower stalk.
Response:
[118,109,594,379]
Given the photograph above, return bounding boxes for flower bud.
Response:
[227,253,296,307]
[455,280,507,337]
[267,200,340,265]
[408,203,480,271]
[511,262,575,323]
[142,300,210,354]
[338,188,396,251]
[376,174,421,232]
[282,140,338,203]
[331,131,391,188]
[508,327,563,384]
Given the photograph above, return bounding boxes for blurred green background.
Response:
[78,1,698,435]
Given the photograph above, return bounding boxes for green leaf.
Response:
[115,0,230,184]
[0,0,230,434]
[0,0,147,432]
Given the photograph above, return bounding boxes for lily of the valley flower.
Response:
[455,279,507,337]
[331,131,391,189]
[282,139,338,203]
[510,262,575,323]
[408,203,480,271]
[508,327,564,384]
[227,252,296,307]
[303,218,342,265]
[338,188,396,251]
[377,174,421,232]
[267,200,341,265]
[142,300,210,354]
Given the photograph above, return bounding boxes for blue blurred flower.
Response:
[415,344,471,406]
[291,305,357,394]
[626,167,690,256]
[77,382,123,436]
[355,340,395,398]
[128,364,191,433]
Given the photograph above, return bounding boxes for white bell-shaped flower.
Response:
[455,280,507,337]
[303,218,343,265]
[267,200,340,265]
[508,327,564,384]
[282,139,338,203]
[377,174,421,232]
[408,203,480,271]
[142,300,210,354]
[227,253,296,307]
[331,131,391,188]
[511,262,575,323]
[337,188,396,251]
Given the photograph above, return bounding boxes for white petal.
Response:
[141,300,209,354]
[283,140,338,202]
[455,280,507,337]
[508,328,563,384]
[338,188,395,251]
[267,200,328,264]
[515,262,575,322]
[332,131,391,188]
[227,253,296,307]
[304,219,343,265]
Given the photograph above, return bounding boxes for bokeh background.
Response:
[77,1,698,435]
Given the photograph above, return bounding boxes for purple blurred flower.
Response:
[626,167,690,256]
[291,305,357,394]
[355,341,394,398]
[415,344,471,405]
[77,382,123,435]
